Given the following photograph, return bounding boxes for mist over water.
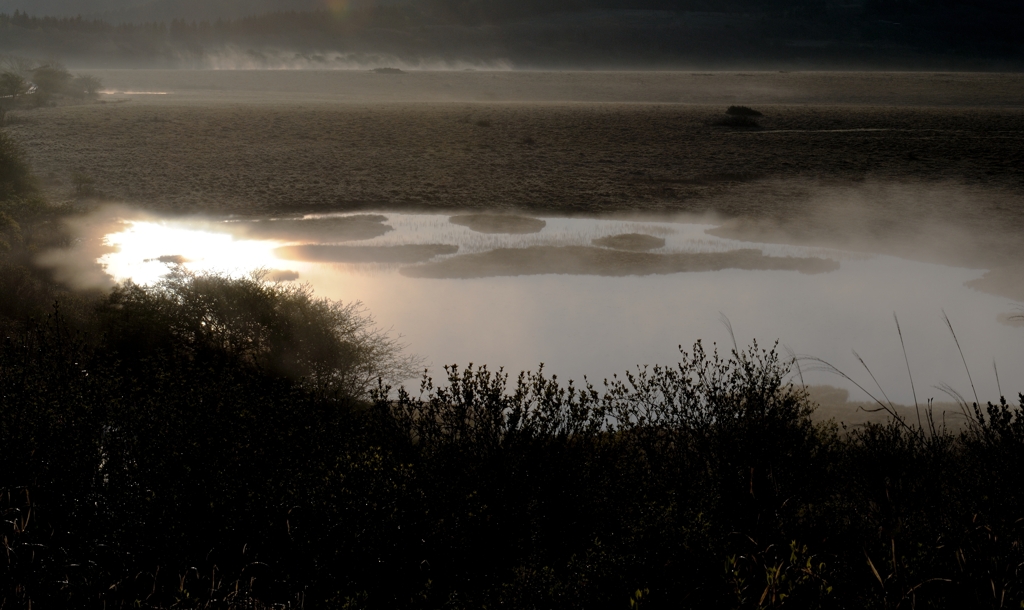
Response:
[78,211,1024,406]
[198,49,516,71]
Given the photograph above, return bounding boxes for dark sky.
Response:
[1,0,1021,69]
[0,0,333,20]
[1,0,848,21]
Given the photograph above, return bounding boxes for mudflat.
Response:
[399,245,840,278]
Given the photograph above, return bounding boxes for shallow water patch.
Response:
[276,243,458,264]
[88,211,1023,405]
[449,214,547,234]
[230,214,392,242]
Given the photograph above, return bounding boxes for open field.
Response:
[14,102,1023,220]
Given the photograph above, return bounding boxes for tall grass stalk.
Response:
[942,310,980,407]
[893,313,921,431]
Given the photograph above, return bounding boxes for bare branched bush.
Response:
[100,267,420,401]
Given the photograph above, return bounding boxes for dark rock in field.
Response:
[372,67,404,74]
[449,214,546,234]
[275,243,458,264]
[592,233,666,251]
[232,215,392,242]
[726,105,763,117]
[714,115,761,128]
[400,245,838,278]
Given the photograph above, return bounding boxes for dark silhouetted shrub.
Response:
[726,105,764,117]
[30,63,71,104]
[714,114,761,128]
[69,74,102,98]
[3,302,1024,607]
[0,130,37,202]
[99,267,420,401]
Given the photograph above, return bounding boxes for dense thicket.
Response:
[3,314,1024,608]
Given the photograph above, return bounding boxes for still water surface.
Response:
[98,212,1022,405]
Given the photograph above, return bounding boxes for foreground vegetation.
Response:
[4,310,1023,608]
[2,128,1023,608]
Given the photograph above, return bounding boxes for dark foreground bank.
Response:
[3,304,1024,609]
[2,129,1024,609]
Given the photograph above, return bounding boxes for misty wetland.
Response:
[89,210,1020,408]
[2,3,1024,603]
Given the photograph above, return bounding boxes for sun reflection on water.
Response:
[99,220,283,285]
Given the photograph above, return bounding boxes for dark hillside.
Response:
[0,0,1021,68]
